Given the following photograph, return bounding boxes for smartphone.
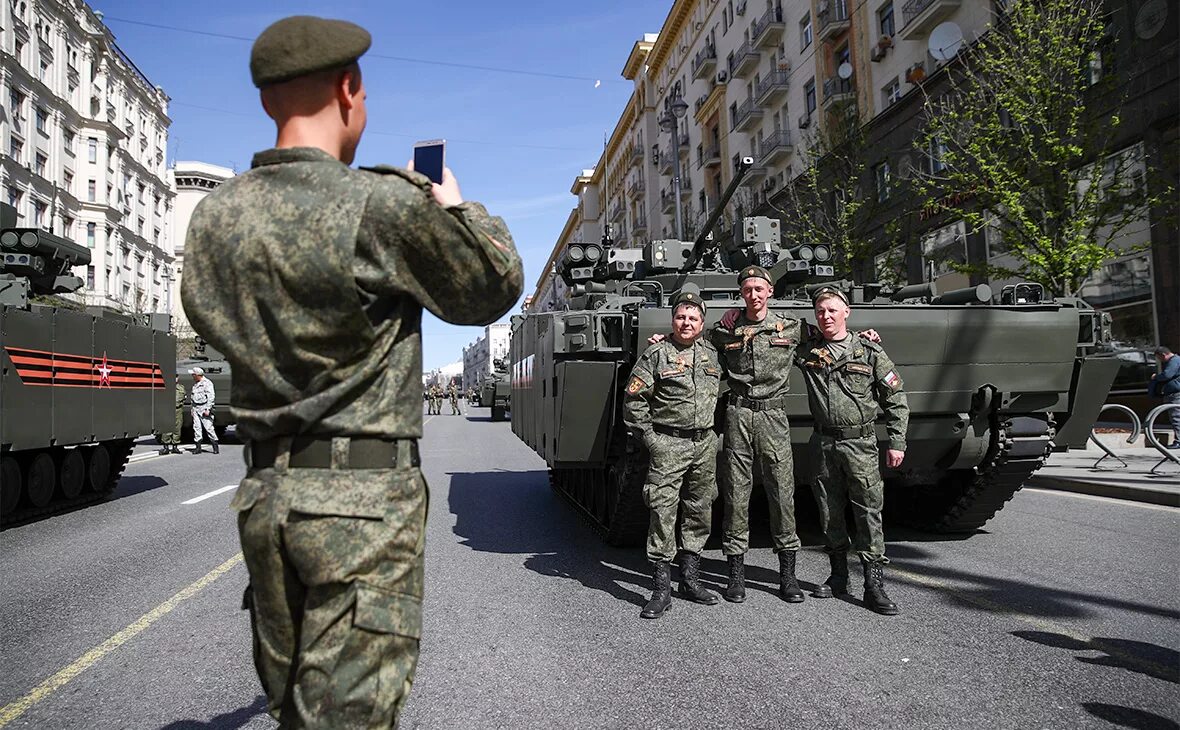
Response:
[413,139,446,185]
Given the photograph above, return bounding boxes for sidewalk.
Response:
[1028,437,1180,507]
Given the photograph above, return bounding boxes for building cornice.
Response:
[646,0,697,77]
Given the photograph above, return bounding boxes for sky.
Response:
[95,0,673,370]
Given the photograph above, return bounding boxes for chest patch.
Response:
[845,362,873,376]
[704,366,720,376]
[724,342,744,351]
[770,337,795,347]
[658,367,685,378]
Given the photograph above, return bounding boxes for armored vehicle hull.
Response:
[480,368,511,421]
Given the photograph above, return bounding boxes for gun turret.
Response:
[0,203,91,307]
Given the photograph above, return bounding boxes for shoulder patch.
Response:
[627,375,647,394]
[882,370,902,390]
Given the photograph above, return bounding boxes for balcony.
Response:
[728,40,760,79]
[751,7,786,49]
[632,212,648,236]
[822,76,855,107]
[691,45,717,80]
[744,162,769,183]
[659,148,674,175]
[630,141,644,167]
[697,144,722,170]
[609,200,625,222]
[817,0,850,42]
[660,189,677,213]
[900,0,962,40]
[627,174,645,199]
[755,70,790,105]
[759,129,794,164]
[732,98,764,132]
[675,131,690,156]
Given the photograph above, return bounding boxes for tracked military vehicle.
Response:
[0,203,175,526]
[510,160,1119,546]
[177,337,233,440]
[480,358,511,421]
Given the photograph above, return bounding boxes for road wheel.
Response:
[26,453,56,508]
[1,456,21,514]
[59,449,86,500]
[86,445,111,492]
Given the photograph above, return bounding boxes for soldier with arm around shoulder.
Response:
[181,16,523,728]
[623,291,722,619]
[797,287,909,615]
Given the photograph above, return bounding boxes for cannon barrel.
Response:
[930,284,993,305]
[684,157,755,269]
[890,282,938,302]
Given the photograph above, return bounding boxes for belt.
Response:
[248,436,420,470]
[730,395,789,412]
[819,424,876,440]
[652,424,713,441]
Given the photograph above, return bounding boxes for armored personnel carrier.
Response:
[509,160,1119,546]
[177,337,233,440]
[0,203,175,526]
[479,358,511,421]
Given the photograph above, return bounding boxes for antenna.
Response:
[928,22,964,62]
[837,62,853,80]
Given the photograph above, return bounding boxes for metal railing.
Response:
[759,129,792,159]
[901,0,937,28]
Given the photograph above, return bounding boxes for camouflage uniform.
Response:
[161,380,186,445]
[448,385,460,415]
[182,145,522,726]
[623,338,722,563]
[797,333,909,565]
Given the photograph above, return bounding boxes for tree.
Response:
[911,0,1170,296]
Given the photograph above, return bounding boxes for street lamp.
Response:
[658,85,689,241]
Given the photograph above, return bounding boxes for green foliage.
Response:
[912,0,1168,296]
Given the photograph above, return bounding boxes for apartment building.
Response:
[1,0,174,313]
[168,160,234,334]
[528,0,1177,362]
[462,323,511,391]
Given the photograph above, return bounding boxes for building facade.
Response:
[461,323,511,391]
[1,0,175,313]
[527,0,1178,364]
[168,160,234,334]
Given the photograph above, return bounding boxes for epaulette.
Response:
[357,164,432,190]
[859,337,884,352]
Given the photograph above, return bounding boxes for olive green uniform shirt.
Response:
[710,310,805,399]
[623,337,722,443]
[181,147,523,442]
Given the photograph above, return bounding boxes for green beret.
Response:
[251,16,372,88]
[812,285,850,305]
[671,290,707,314]
[738,265,772,286]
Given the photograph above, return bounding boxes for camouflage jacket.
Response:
[795,332,910,451]
[181,147,523,441]
[623,337,722,442]
[710,310,807,400]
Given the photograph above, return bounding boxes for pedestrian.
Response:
[1149,345,1180,449]
[449,383,460,415]
[180,15,523,728]
[797,287,909,615]
[158,377,186,455]
[624,290,722,619]
[188,367,218,454]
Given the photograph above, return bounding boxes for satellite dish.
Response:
[837,61,853,80]
[928,22,964,61]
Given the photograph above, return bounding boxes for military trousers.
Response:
[643,430,718,562]
[161,408,183,445]
[192,407,217,444]
[809,433,887,565]
[720,405,799,555]
[231,452,427,729]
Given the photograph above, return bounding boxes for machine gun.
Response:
[0,203,90,308]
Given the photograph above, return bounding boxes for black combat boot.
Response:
[640,562,673,619]
[170,444,182,454]
[676,552,718,605]
[724,554,746,603]
[193,443,203,454]
[812,552,850,598]
[158,445,171,455]
[778,550,805,603]
[211,441,220,455]
[862,561,899,616]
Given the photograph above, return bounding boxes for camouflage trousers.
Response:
[809,433,887,565]
[192,407,218,444]
[643,430,718,562]
[161,408,183,445]
[231,456,427,729]
[721,405,799,555]
[449,398,460,415]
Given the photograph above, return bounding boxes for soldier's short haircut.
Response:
[673,302,703,319]
[1156,346,1173,356]
[813,291,850,308]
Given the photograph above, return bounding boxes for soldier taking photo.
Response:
[181,15,523,728]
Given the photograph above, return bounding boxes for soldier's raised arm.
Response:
[357,166,524,325]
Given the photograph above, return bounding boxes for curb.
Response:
[1027,475,1180,508]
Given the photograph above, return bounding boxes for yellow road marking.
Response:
[0,552,244,727]
[890,565,1178,681]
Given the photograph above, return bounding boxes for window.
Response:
[928,135,948,173]
[7,187,20,208]
[920,219,968,281]
[137,217,144,236]
[87,179,96,202]
[63,216,73,237]
[39,59,50,82]
[35,107,47,133]
[32,199,46,226]
[63,128,75,154]
[9,136,23,162]
[800,13,812,49]
[87,265,95,289]
[14,39,24,64]
[874,161,892,201]
[88,137,97,163]
[34,152,46,176]
[878,2,895,38]
[63,170,73,192]
[153,227,160,243]
[882,78,901,107]
[804,79,817,114]
[87,222,96,247]
[8,89,23,118]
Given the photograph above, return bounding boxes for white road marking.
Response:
[128,452,160,463]
[182,484,238,505]
[1024,487,1179,512]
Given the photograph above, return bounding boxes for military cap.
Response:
[188,366,205,375]
[250,16,372,88]
[811,285,850,306]
[738,265,772,286]
[671,290,707,314]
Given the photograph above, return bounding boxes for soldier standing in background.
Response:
[798,287,908,615]
[181,15,523,727]
[188,367,218,454]
[624,290,722,619]
[158,377,186,455]
[449,382,461,415]
[429,384,443,415]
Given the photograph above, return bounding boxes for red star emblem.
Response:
[94,352,114,388]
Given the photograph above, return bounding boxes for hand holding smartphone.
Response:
[413,139,446,185]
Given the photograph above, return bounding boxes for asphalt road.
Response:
[1,407,1177,729]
